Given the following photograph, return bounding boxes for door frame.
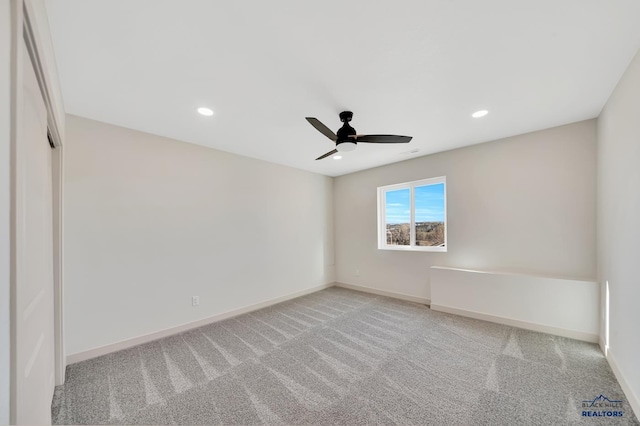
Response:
[8,0,66,422]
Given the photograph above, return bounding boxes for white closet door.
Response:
[15,39,55,425]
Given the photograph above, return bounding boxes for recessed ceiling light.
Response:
[472,110,489,118]
[333,155,342,160]
[197,107,214,116]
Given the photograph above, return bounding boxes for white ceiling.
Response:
[45,0,640,177]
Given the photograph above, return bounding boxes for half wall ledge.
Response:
[430,266,599,343]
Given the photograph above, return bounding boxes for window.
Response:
[377,176,446,252]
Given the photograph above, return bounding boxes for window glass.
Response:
[385,188,410,246]
[414,183,445,247]
[378,177,446,252]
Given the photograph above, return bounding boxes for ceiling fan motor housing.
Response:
[337,111,356,145]
[336,125,356,140]
[336,123,357,151]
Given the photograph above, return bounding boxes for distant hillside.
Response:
[386,222,444,246]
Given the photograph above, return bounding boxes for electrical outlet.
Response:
[355,268,360,277]
[192,296,200,307]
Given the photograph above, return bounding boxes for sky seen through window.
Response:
[385,183,445,224]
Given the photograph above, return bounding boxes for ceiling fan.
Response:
[306,111,412,160]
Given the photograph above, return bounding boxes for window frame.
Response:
[377,176,447,252]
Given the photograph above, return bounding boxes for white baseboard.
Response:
[430,303,599,343]
[605,347,640,420]
[66,283,335,365]
[335,282,430,305]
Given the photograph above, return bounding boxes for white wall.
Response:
[334,120,597,300]
[1,0,12,422]
[64,115,334,356]
[597,47,640,414]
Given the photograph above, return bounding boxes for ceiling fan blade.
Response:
[351,134,412,144]
[306,117,338,142]
[315,149,338,160]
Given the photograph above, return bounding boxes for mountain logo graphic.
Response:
[582,395,623,407]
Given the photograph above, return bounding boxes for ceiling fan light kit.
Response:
[337,141,357,152]
[306,111,412,160]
